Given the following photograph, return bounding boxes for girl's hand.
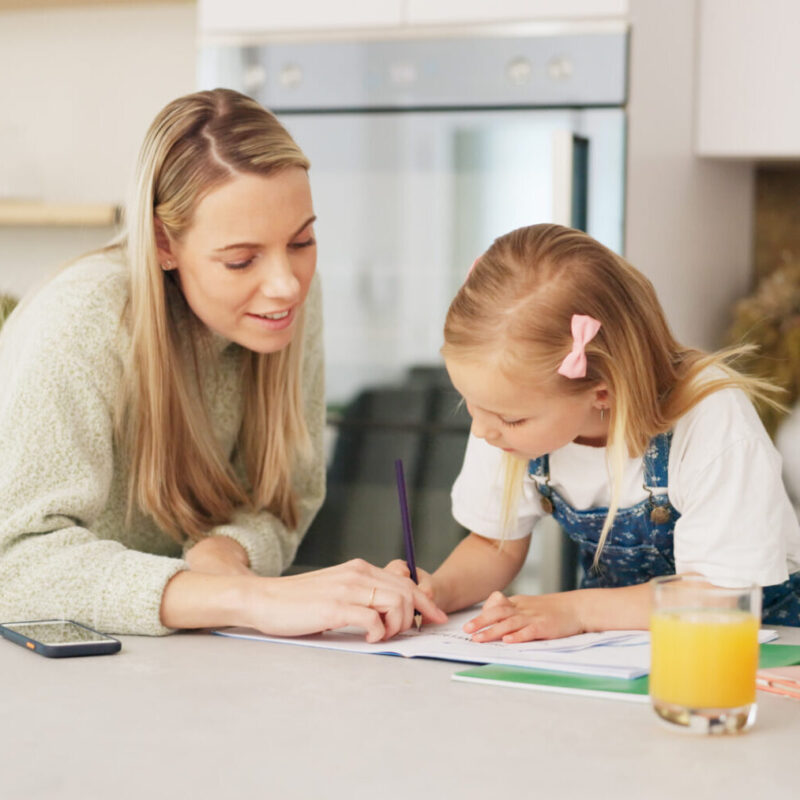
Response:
[184,536,252,576]
[463,590,585,642]
[383,560,442,622]
[243,559,448,642]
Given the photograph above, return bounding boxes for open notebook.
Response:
[214,609,779,680]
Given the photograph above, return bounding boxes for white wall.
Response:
[0,2,196,298]
[625,0,754,350]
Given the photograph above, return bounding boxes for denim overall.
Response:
[528,432,800,626]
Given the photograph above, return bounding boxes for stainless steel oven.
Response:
[201,27,628,589]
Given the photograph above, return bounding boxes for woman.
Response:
[0,89,444,640]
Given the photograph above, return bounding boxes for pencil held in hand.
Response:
[395,458,422,632]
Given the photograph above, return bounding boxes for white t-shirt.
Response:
[451,385,800,587]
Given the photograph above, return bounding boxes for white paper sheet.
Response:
[214,610,777,679]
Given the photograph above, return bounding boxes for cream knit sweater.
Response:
[0,252,325,635]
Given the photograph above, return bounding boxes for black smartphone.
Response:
[0,619,121,658]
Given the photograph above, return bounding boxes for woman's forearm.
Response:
[160,571,252,629]
[432,533,530,613]
[160,559,448,639]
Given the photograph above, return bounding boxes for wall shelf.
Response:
[0,200,121,227]
[0,1,194,10]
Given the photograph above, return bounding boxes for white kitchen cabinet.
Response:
[200,0,629,37]
[405,0,628,26]
[199,0,404,36]
[696,0,800,158]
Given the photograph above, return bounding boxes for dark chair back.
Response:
[295,368,471,571]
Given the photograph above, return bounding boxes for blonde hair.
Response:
[112,88,312,542]
[443,224,781,563]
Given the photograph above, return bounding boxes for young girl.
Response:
[0,88,443,641]
[394,223,800,641]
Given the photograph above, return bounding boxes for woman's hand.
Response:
[242,559,448,642]
[463,590,585,642]
[384,560,441,622]
[184,536,252,576]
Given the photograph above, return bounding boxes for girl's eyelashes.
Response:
[500,418,527,428]
[224,258,254,270]
[290,237,315,249]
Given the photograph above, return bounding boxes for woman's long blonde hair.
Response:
[443,224,781,561]
[114,88,312,542]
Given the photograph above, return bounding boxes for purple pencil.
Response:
[395,458,422,631]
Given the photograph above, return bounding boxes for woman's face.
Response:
[158,167,316,354]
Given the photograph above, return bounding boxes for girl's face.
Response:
[446,357,609,458]
[157,167,316,354]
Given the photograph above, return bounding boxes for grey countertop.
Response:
[2,625,799,800]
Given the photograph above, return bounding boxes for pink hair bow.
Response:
[557,314,602,379]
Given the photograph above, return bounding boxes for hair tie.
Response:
[557,314,601,379]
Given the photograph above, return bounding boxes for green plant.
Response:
[728,262,800,437]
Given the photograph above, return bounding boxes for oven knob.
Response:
[390,62,417,86]
[506,57,532,86]
[547,56,574,80]
[279,63,304,89]
[243,64,267,93]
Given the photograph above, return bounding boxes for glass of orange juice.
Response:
[649,575,761,734]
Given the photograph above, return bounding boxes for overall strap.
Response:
[643,431,673,489]
[528,453,549,480]
[531,433,672,488]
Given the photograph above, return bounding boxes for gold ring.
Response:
[368,586,377,608]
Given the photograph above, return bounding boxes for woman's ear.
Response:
[154,217,177,270]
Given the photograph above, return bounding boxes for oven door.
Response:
[283,107,624,574]
[281,108,623,405]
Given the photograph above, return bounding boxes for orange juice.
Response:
[650,610,758,708]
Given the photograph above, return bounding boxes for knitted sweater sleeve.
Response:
[203,273,327,576]
[0,270,186,636]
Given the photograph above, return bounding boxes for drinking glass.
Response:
[649,575,761,734]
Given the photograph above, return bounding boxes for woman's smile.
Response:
[245,306,296,331]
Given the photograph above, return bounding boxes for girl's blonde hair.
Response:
[113,88,312,542]
[443,223,780,561]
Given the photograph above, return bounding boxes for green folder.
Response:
[452,643,800,702]
[759,643,800,669]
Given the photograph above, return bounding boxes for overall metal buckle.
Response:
[540,477,554,515]
[644,483,671,524]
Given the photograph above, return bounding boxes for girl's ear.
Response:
[154,217,177,270]
[592,384,610,410]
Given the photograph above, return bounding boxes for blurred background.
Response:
[1,0,799,593]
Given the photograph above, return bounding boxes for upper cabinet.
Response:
[199,0,628,37]
[0,0,193,8]
[696,0,800,159]
[198,1,405,35]
[405,0,628,26]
